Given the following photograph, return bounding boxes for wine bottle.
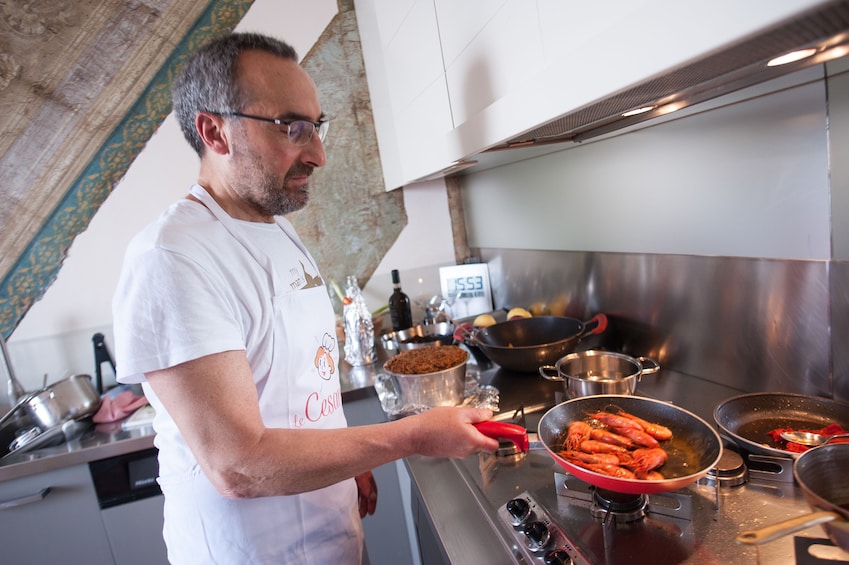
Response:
[388,269,413,331]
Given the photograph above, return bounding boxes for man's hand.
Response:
[355,471,377,518]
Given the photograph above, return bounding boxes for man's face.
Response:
[228,51,327,217]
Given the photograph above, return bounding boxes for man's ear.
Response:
[196,112,230,155]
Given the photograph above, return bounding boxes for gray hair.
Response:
[172,32,299,156]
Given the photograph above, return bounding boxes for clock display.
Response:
[439,264,493,318]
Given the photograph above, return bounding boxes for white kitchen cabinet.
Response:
[444,0,831,157]
[355,0,455,190]
[0,463,115,564]
[356,0,831,189]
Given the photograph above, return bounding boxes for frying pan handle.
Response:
[736,510,840,545]
[584,313,608,335]
[474,421,529,452]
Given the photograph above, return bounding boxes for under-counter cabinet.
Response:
[344,389,419,565]
[0,458,167,565]
[0,463,115,564]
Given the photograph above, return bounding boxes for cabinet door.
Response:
[355,0,454,189]
[0,464,115,564]
[344,391,417,565]
[102,495,168,565]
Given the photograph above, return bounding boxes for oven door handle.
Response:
[0,487,51,510]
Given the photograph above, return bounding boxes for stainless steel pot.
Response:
[0,374,101,431]
[383,350,468,407]
[538,350,660,398]
[27,374,102,428]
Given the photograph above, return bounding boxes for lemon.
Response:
[507,307,532,320]
[529,302,549,316]
[473,313,497,327]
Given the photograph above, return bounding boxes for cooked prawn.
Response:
[612,426,660,448]
[620,447,668,474]
[588,411,644,431]
[589,427,635,448]
[615,410,673,440]
[579,439,629,454]
[559,450,621,467]
[565,421,592,450]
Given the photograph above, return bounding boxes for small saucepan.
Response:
[737,443,849,551]
[539,350,660,399]
[0,374,102,432]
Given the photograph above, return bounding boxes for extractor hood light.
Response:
[818,43,849,62]
[656,101,686,116]
[767,47,817,66]
[621,105,656,117]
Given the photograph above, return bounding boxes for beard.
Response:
[232,138,313,216]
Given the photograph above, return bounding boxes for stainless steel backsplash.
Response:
[480,248,845,401]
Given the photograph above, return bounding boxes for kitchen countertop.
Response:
[0,344,393,483]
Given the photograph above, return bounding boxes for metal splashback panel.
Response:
[479,248,836,400]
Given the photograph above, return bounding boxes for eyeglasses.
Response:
[217,111,329,146]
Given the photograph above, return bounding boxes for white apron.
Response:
[159,185,362,564]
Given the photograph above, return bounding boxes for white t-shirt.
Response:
[113,191,362,564]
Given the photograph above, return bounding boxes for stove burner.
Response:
[490,439,527,465]
[556,472,694,522]
[703,448,748,488]
[591,489,648,522]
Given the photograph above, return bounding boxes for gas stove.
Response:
[455,406,849,565]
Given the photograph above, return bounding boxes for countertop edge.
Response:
[0,431,156,482]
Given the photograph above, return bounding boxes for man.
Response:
[112,32,498,564]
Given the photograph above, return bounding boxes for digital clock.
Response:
[439,264,494,319]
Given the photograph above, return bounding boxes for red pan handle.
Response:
[586,313,608,335]
[474,421,529,452]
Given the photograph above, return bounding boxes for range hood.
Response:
[483,0,849,153]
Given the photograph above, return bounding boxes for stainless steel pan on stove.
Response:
[713,392,849,459]
[737,443,849,552]
[538,395,722,495]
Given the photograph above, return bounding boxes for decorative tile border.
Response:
[0,1,253,337]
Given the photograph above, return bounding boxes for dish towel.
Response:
[93,390,149,423]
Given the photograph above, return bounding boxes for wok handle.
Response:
[583,314,608,335]
[736,510,840,545]
[474,421,529,452]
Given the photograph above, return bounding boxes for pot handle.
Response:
[538,365,564,382]
[636,357,661,378]
[582,313,608,336]
[736,510,840,545]
[0,392,36,428]
[474,421,529,452]
[453,323,476,345]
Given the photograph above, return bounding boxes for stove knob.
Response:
[505,498,532,526]
[544,548,572,565]
[523,520,551,552]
